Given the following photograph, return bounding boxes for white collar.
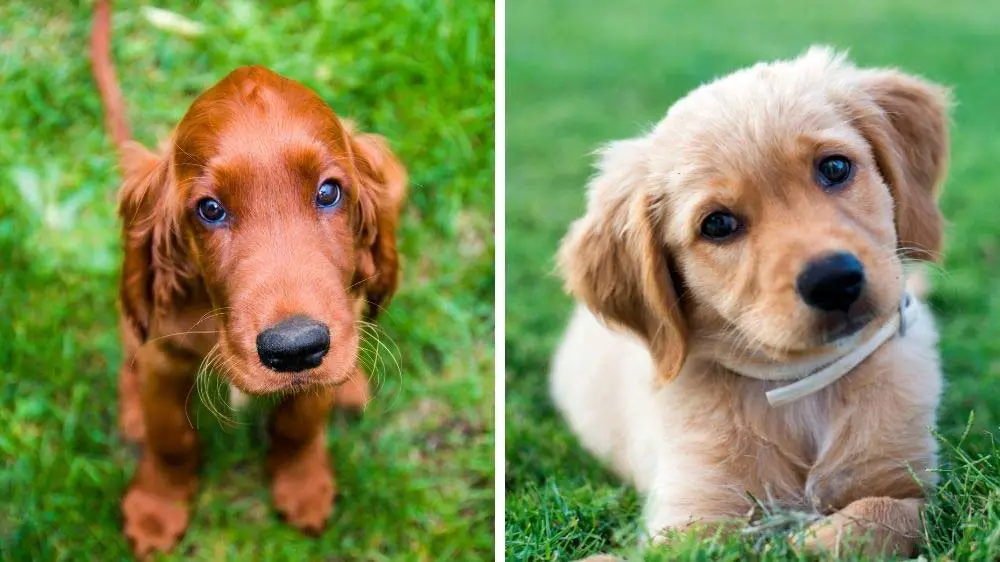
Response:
[719,294,918,407]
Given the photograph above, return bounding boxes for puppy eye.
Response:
[196,197,227,224]
[700,211,742,241]
[315,179,343,209]
[816,155,853,188]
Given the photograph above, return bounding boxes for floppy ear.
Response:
[850,69,951,261]
[117,142,190,341]
[558,138,688,384]
[350,131,407,319]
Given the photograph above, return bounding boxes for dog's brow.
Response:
[282,141,337,178]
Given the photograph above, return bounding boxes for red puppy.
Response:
[92,2,405,556]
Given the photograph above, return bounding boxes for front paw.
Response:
[122,486,190,558]
[789,497,922,558]
[271,454,336,534]
[789,516,842,556]
[789,512,882,558]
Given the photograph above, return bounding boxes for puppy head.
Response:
[559,47,949,383]
[119,66,405,394]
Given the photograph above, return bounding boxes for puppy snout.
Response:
[796,252,866,312]
[256,315,330,372]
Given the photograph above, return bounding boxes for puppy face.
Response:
[653,89,902,357]
[560,47,948,381]
[119,67,405,395]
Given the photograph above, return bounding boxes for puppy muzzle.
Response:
[717,293,917,406]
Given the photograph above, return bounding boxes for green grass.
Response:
[0,1,493,560]
[505,0,1000,559]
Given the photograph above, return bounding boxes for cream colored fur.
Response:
[552,301,940,540]
[551,46,949,557]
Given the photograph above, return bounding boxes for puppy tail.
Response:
[90,0,133,160]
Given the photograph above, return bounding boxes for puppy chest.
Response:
[733,396,837,508]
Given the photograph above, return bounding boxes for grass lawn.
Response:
[505,0,1000,559]
[0,1,493,560]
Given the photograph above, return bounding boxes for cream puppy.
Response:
[552,47,949,557]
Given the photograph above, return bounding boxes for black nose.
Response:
[796,252,866,312]
[256,315,330,373]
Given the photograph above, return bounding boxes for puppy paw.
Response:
[122,486,190,558]
[789,512,879,558]
[789,516,843,556]
[789,497,922,558]
[271,456,336,534]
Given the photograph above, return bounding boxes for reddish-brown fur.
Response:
[92,3,405,557]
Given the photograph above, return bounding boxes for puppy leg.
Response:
[794,496,924,558]
[118,358,145,443]
[118,315,146,443]
[268,387,336,534]
[122,346,199,558]
[643,465,751,544]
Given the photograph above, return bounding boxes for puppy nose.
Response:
[256,315,330,372]
[796,252,866,312]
